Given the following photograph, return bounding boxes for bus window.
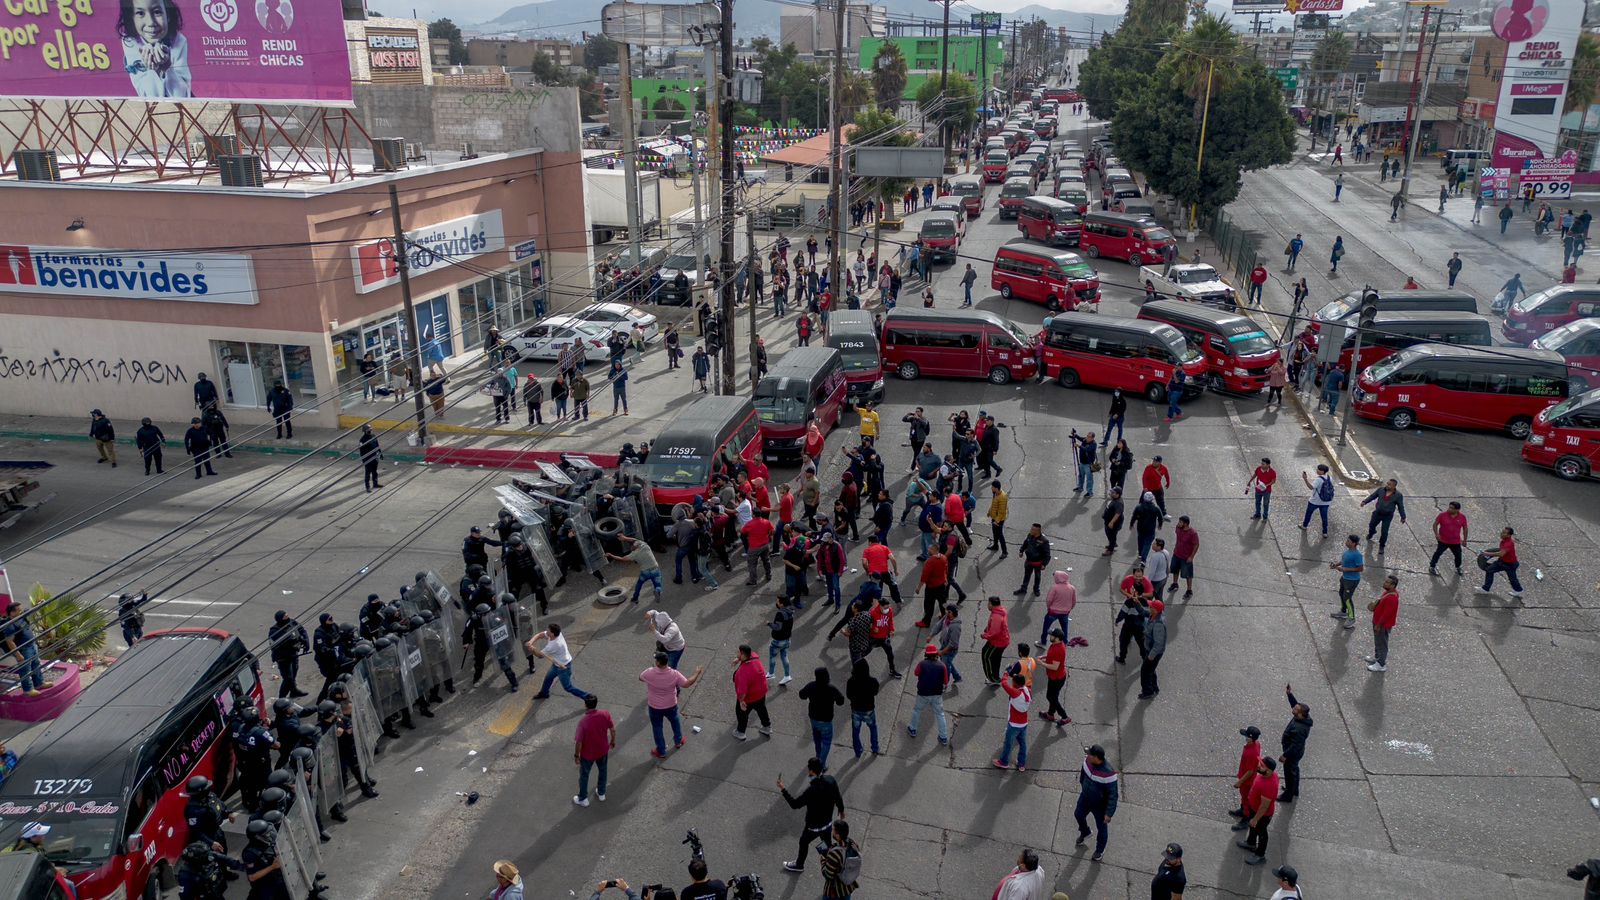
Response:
[755,379,810,424]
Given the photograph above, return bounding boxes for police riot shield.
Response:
[281,758,325,896]
[397,628,427,705]
[346,673,382,778]
[314,725,344,820]
[483,604,517,666]
[502,595,535,651]
[569,508,608,573]
[361,638,414,721]
[618,464,663,543]
[410,613,453,695]
[411,572,467,672]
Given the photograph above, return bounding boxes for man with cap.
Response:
[462,526,500,569]
[1137,598,1167,700]
[183,416,216,478]
[1150,843,1186,899]
[1270,865,1303,900]
[10,822,50,852]
[1073,745,1119,861]
[1236,756,1280,864]
[1231,726,1263,818]
[1278,684,1314,802]
[135,417,166,475]
[89,409,117,466]
[907,642,950,743]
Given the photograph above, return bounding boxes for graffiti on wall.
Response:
[0,349,188,386]
[460,86,553,112]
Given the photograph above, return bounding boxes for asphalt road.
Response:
[4,58,1599,900]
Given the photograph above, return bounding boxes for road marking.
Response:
[1223,399,1244,429]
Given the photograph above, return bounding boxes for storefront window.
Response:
[458,278,497,349]
[212,341,319,409]
[506,261,547,324]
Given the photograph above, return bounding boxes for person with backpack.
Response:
[819,820,861,898]
[1300,464,1335,537]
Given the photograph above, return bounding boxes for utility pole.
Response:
[937,0,953,162]
[747,201,760,389]
[618,41,643,269]
[386,184,428,447]
[1398,5,1433,202]
[979,21,989,120]
[705,48,721,270]
[718,1,737,395]
[828,0,846,312]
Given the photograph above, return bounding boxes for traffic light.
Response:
[1358,289,1380,331]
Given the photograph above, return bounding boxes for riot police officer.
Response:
[471,574,496,609]
[320,699,379,802]
[462,526,500,569]
[494,509,524,552]
[358,594,388,640]
[496,588,539,676]
[289,742,335,839]
[176,840,243,900]
[311,613,345,701]
[241,820,294,900]
[270,699,303,768]
[233,707,277,810]
[462,601,519,691]
[267,611,310,699]
[504,535,550,618]
[251,786,291,821]
[184,776,234,851]
[459,564,485,605]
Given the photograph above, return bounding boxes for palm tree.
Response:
[1167,14,1242,104]
[842,72,872,119]
[871,43,908,110]
[1567,33,1600,164]
[1308,31,1352,124]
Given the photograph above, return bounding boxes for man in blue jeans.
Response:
[639,652,706,758]
[797,667,845,770]
[1329,534,1364,627]
[1300,465,1334,536]
[960,264,977,307]
[607,536,663,605]
[529,624,592,701]
[933,604,963,683]
[0,601,49,696]
[907,644,950,744]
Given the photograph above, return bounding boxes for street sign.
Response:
[852,146,947,178]
[601,2,720,46]
[1272,67,1300,89]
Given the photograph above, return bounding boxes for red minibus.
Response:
[1503,285,1600,344]
[1531,318,1600,394]
[1041,312,1208,402]
[1351,344,1568,438]
[1136,300,1279,393]
[1522,387,1600,480]
[982,149,1011,182]
[645,396,762,508]
[882,308,1039,384]
[1334,311,1494,373]
[997,178,1034,219]
[992,240,1101,312]
[1079,212,1174,267]
[1017,196,1082,247]
[825,310,885,404]
[0,629,262,900]
[948,175,984,217]
[755,347,848,462]
[918,213,962,262]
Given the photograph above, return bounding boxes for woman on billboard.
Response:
[117,0,193,98]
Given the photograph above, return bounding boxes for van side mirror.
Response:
[126,834,143,854]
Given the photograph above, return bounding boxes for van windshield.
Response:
[951,182,980,196]
[1142,228,1173,242]
[1364,348,1420,384]
[1545,394,1599,424]
[754,379,810,423]
[1226,330,1276,355]
[1001,184,1032,198]
[829,335,880,371]
[1315,295,1359,322]
[1514,286,1564,314]
[0,805,121,866]
[643,446,712,488]
[921,219,957,237]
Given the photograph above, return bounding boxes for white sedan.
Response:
[507,315,613,362]
[570,302,660,343]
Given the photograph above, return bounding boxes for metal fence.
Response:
[1202,208,1262,286]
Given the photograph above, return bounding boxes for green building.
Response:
[858,35,1005,101]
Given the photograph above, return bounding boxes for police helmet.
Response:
[258,787,288,810]
[297,723,320,742]
[183,841,212,865]
[477,575,493,587]
[338,623,357,636]
[418,610,436,624]
[272,697,296,714]
[374,636,394,650]
[240,705,261,723]
[509,533,525,545]
[328,682,350,702]
[317,700,338,717]
[259,810,285,828]
[266,770,295,789]
[496,591,516,606]
[366,593,382,604]
[245,820,276,842]
[408,615,426,630]
[474,603,491,616]
[467,564,485,577]
[351,641,374,659]
[289,746,314,765]
[415,571,429,583]
[187,776,212,795]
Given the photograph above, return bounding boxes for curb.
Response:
[0,429,429,466]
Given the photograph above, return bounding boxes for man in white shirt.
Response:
[1299,464,1334,537]
[993,847,1048,900]
[1268,864,1302,899]
[528,623,591,701]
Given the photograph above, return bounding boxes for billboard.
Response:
[1286,0,1344,11]
[1233,1,1287,12]
[351,210,507,294]
[0,0,353,104]
[1490,0,1584,172]
[0,245,258,304]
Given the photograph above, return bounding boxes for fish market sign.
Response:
[351,209,507,294]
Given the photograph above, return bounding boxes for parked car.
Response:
[571,302,661,343]
[508,315,613,361]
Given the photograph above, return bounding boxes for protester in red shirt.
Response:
[1248,457,1277,521]
[1479,526,1524,597]
[1237,757,1281,864]
[868,595,901,678]
[1141,455,1172,519]
[777,484,796,541]
[1038,629,1071,725]
[1230,725,1263,818]
[742,516,775,585]
[1170,515,1199,599]
[1248,264,1268,306]
[1119,565,1153,601]
[572,696,615,806]
[915,551,950,628]
[861,536,903,604]
[732,644,772,738]
[1366,574,1399,672]
[803,420,825,465]
[1429,501,1468,576]
[980,596,1011,685]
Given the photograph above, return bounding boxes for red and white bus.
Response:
[0,629,262,900]
[1351,344,1568,438]
[754,347,848,462]
[1041,312,1207,402]
[1522,387,1600,480]
[644,396,763,508]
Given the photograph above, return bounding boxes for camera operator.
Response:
[591,879,643,900]
[680,858,727,900]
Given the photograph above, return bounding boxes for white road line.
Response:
[145,611,222,620]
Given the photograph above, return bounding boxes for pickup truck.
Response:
[0,462,55,531]
[1138,263,1238,308]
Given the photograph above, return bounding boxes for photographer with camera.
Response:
[679,857,726,900]
[590,879,643,900]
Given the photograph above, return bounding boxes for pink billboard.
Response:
[0,0,352,104]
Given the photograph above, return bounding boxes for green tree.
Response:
[871,43,909,107]
[1077,0,1186,120]
[849,105,917,263]
[915,71,978,135]
[529,51,570,86]
[841,71,872,119]
[427,18,467,65]
[1167,14,1242,104]
[583,33,618,72]
[1566,33,1600,159]
[1308,30,1352,115]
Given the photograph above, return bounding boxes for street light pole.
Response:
[718,3,737,395]
[828,0,846,311]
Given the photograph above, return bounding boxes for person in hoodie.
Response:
[980,595,1011,685]
[732,644,771,740]
[1278,684,1314,802]
[844,658,880,757]
[797,667,845,769]
[646,609,687,670]
[1040,571,1075,645]
[1073,745,1120,862]
[1129,491,1163,560]
[1114,588,1148,665]
[992,848,1048,900]
[1138,599,1167,700]
[768,596,795,683]
[135,417,166,475]
[932,603,963,683]
[814,532,847,610]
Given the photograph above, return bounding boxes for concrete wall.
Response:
[350,83,582,156]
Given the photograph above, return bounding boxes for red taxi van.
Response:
[947,175,985,217]
[1078,212,1174,267]
[1335,311,1494,373]
[646,396,762,508]
[1041,312,1208,402]
[982,149,1011,182]
[1017,196,1082,247]
[1522,387,1600,480]
[997,177,1035,219]
[1503,285,1600,345]
[882,308,1039,384]
[1352,344,1568,438]
[1531,318,1600,394]
[992,240,1101,312]
[1136,300,1279,393]
[755,347,847,462]
[825,310,885,404]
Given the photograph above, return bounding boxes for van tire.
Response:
[1128,253,1142,267]
[1046,295,1062,312]
[1555,455,1590,480]
[1507,416,1534,440]
[1144,382,1165,403]
[1085,245,1101,259]
[897,361,921,380]
[1058,368,1081,389]
[1387,408,1416,431]
[144,874,161,900]
[989,366,1012,385]
[999,284,1014,299]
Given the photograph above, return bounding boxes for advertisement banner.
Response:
[0,244,258,304]
[0,0,353,104]
[1287,0,1344,12]
[1521,148,1577,198]
[350,210,508,294]
[1233,1,1287,12]
[1490,0,1584,172]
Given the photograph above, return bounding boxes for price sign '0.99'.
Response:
[1527,178,1573,200]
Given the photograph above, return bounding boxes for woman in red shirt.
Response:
[1478,526,1523,597]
